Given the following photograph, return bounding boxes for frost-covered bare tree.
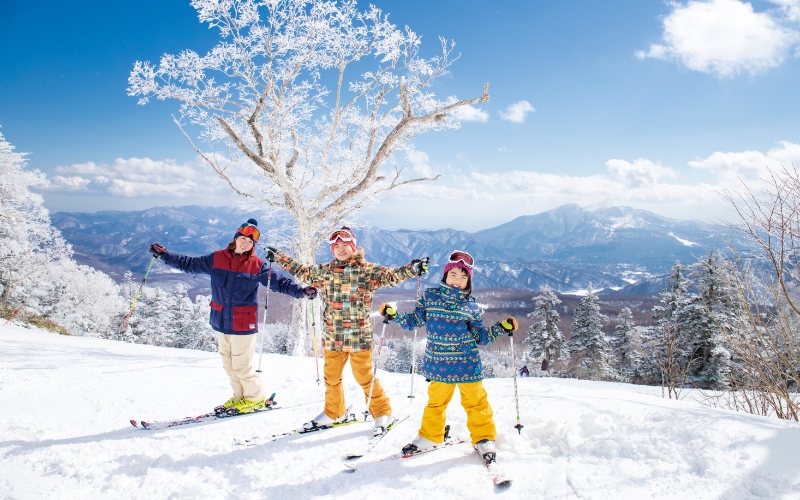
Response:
[128,0,489,353]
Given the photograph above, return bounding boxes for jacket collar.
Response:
[436,283,471,300]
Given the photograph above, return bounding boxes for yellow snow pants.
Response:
[419,380,496,445]
[218,333,264,401]
[324,350,392,420]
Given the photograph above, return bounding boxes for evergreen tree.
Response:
[566,285,611,378]
[525,289,565,372]
[679,252,742,389]
[611,307,641,381]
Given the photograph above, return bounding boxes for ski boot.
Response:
[214,397,237,415]
[228,398,267,415]
[302,411,350,431]
[475,439,497,464]
[373,415,397,438]
[402,425,450,456]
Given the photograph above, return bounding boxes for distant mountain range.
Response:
[52,204,734,294]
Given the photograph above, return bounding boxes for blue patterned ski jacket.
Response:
[394,284,507,384]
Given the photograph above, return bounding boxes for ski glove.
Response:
[303,286,318,300]
[500,316,518,334]
[410,257,429,276]
[265,246,278,262]
[150,243,168,259]
[378,303,398,321]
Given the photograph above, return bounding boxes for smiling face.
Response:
[234,235,254,254]
[445,266,470,290]
[332,241,355,261]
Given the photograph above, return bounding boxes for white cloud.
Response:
[451,105,489,122]
[499,101,536,123]
[770,0,800,22]
[46,157,228,197]
[606,158,677,188]
[688,140,800,186]
[370,142,800,230]
[638,0,798,77]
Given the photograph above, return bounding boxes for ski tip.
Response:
[494,478,513,488]
[130,420,139,428]
[344,454,364,461]
[268,392,276,401]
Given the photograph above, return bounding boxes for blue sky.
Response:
[2,0,800,230]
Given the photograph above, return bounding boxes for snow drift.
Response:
[1,325,800,499]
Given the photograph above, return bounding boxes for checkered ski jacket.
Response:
[394,283,507,383]
[273,250,418,352]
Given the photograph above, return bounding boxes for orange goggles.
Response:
[238,224,260,242]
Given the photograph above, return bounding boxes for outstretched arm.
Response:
[369,261,419,291]
[258,265,306,299]
[393,294,427,331]
[161,252,214,275]
[467,317,507,346]
[270,249,324,288]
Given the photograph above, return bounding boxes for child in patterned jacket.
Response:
[266,227,428,436]
[380,250,517,462]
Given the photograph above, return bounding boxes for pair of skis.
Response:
[233,409,365,446]
[130,394,279,430]
[343,425,512,487]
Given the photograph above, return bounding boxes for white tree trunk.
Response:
[289,220,318,356]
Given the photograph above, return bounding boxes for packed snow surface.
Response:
[2,326,800,499]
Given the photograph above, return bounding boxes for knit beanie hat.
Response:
[234,218,260,242]
[442,252,472,291]
[328,226,357,254]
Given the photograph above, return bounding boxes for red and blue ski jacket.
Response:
[162,250,305,335]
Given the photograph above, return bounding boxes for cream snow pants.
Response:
[218,333,264,401]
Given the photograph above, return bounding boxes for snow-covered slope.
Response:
[2,326,800,499]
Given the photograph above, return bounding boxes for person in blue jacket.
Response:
[149,218,316,415]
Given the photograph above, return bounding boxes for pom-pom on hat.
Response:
[234,218,260,242]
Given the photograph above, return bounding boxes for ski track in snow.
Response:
[2,326,800,499]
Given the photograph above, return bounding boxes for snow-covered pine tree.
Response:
[525,289,565,373]
[646,261,696,397]
[566,284,611,379]
[0,131,71,305]
[677,252,743,389]
[186,295,220,352]
[611,307,640,381]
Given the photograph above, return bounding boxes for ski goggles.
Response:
[447,251,474,269]
[237,224,260,242]
[328,228,356,245]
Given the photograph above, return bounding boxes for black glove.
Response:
[379,303,398,321]
[500,316,518,333]
[265,246,278,262]
[303,286,318,300]
[150,243,168,259]
[411,257,429,276]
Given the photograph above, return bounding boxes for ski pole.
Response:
[509,332,524,434]
[365,315,389,420]
[311,297,320,385]
[407,265,424,401]
[118,254,157,333]
[257,258,274,374]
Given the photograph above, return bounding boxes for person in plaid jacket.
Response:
[267,227,428,435]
